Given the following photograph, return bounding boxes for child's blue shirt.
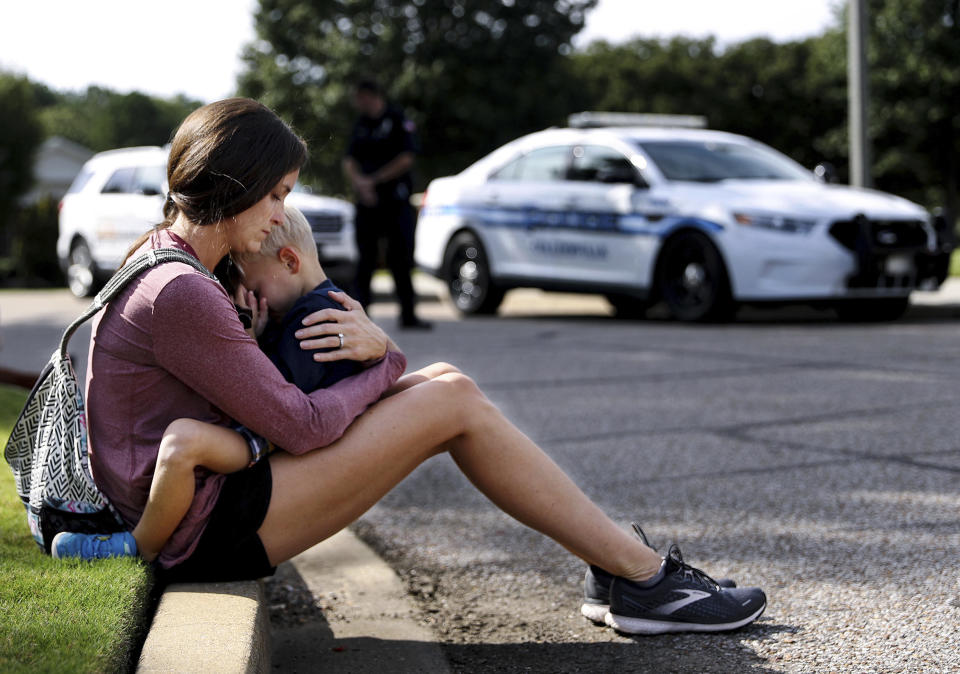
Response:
[259,279,362,392]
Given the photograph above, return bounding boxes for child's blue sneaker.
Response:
[51,531,138,560]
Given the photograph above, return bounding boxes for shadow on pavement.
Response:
[273,622,795,674]
[266,534,798,673]
[482,300,960,325]
[437,622,794,674]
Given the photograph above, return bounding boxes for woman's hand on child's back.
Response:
[296,291,396,364]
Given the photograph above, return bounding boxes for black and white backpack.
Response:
[3,248,217,553]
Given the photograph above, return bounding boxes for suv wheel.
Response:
[656,231,734,322]
[444,232,504,315]
[67,239,98,298]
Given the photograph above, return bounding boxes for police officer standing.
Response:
[343,80,431,329]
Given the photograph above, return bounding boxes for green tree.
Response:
[569,37,723,119]
[238,0,597,194]
[39,87,201,152]
[867,0,960,223]
[0,73,44,238]
[712,36,848,173]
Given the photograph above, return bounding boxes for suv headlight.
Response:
[733,212,817,235]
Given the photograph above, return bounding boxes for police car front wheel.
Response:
[656,231,734,322]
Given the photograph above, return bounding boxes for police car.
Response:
[58,146,357,297]
[415,113,952,321]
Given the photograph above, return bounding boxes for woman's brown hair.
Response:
[124,98,307,262]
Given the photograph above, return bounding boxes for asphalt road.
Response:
[2,282,959,672]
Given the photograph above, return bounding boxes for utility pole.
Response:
[848,0,871,188]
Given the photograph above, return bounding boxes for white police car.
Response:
[58,146,357,297]
[415,114,952,321]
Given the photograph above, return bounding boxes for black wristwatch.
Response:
[236,306,253,329]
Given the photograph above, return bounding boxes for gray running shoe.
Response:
[580,524,736,624]
[605,544,766,634]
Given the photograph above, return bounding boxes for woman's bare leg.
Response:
[380,361,461,397]
[258,370,661,580]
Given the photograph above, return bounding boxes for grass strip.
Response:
[951,249,960,277]
[0,384,151,673]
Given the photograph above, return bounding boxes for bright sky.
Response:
[0,0,840,103]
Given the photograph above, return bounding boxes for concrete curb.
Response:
[137,580,270,673]
[136,529,448,673]
[272,529,451,672]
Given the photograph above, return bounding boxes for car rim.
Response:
[450,244,486,310]
[665,243,714,311]
[68,245,94,296]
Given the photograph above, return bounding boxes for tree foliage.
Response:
[569,37,723,119]
[37,87,202,153]
[0,74,44,226]
[239,0,597,193]
[867,0,960,221]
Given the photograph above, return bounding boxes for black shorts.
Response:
[157,458,275,584]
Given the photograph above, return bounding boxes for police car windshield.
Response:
[634,140,813,183]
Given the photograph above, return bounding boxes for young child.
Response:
[52,206,363,562]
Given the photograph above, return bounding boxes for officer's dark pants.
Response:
[352,199,417,321]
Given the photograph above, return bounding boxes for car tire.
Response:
[605,293,649,320]
[834,297,910,322]
[655,231,734,322]
[66,239,100,298]
[444,232,504,315]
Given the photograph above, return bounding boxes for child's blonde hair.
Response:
[236,205,316,265]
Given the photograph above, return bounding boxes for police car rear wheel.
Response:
[444,233,504,315]
[656,231,733,322]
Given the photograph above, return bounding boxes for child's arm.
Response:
[132,419,253,562]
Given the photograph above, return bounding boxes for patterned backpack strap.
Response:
[56,248,219,358]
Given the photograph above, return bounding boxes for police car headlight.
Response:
[733,212,817,234]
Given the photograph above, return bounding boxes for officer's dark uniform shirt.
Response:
[346,105,418,204]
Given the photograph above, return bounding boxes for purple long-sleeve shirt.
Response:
[86,230,407,568]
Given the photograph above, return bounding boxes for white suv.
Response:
[58,147,357,296]
[415,118,953,321]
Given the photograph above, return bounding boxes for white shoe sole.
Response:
[580,602,609,624]
[50,531,67,559]
[605,601,766,635]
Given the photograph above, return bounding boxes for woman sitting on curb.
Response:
[53,98,765,635]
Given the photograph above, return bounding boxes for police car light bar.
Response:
[568,112,708,129]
